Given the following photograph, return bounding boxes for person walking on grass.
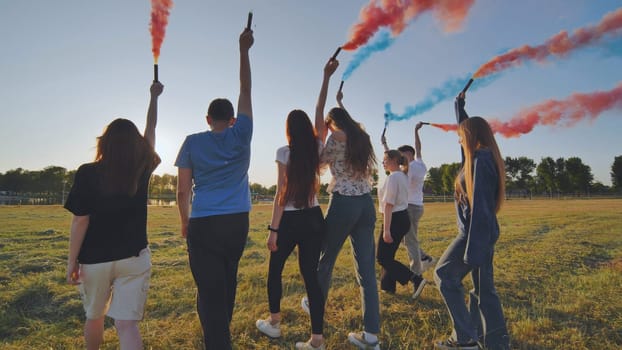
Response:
[255,109,327,350]
[65,80,163,350]
[434,92,510,350]
[301,57,381,350]
[175,27,253,350]
[376,150,427,298]
[381,122,437,278]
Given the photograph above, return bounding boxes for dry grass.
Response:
[0,199,621,349]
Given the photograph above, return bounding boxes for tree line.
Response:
[1,155,620,203]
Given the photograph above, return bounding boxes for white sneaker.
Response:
[256,318,281,338]
[347,331,380,350]
[301,296,310,315]
[295,339,326,350]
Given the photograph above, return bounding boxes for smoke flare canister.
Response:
[154,64,159,82]
[421,122,430,125]
[461,78,474,94]
[331,47,342,60]
[246,12,253,30]
[338,81,344,93]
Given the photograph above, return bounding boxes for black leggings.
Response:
[376,209,413,293]
[267,206,325,334]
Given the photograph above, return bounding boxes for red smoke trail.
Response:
[430,82,622,138]
[473,8,622,78]
[342,0,474,51]
[150,0,173,63]
[491,82,622,138]
[430,123,457,132]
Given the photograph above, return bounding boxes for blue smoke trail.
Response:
[342,30,395,81]
[384,74,499,125]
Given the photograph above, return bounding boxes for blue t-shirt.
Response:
[175,114,252,217]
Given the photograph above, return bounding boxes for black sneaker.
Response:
[435,338,479,349]
[411,274,427,299]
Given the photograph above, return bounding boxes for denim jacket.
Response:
[455,149,500,267]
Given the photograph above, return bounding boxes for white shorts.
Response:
[79,248,151,320]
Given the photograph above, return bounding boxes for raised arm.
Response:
[144,81,164,148]
[455,92,469,125]
[315,59,339,143]
[237,28,254,120]
[380,129,389,152]
[455,92,469,164]
[336,86,345,110]
[415,122,423,159]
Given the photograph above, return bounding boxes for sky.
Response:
[1,0,621,187]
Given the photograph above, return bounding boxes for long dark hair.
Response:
[279,110,320,208]
[326,107,376,177]
[95,118,158,196]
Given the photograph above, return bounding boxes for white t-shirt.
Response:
[378,171,409,214]
[407,157,427,205]
[276,145,320,211]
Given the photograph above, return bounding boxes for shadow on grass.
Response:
[0,279,82,340]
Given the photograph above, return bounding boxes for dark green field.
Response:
[1,199,621,349]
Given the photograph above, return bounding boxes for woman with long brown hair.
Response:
[434,93,509,350]
[65,81,163,350]
[256,109,326,350]
[301,58,381,350]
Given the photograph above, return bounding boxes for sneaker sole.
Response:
[347,334,380,350]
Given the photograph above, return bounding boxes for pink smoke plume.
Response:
[150,0,173,63]
[342,0,475,51]
[474,8,622,78]
[430,82,622,138]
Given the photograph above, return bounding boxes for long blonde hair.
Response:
[454,117,505,213]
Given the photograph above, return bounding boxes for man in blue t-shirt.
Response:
[175,27,254,350]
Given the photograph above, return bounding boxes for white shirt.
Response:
[407,157,427,205]
[276,145,320,211]
[378,171,409,214]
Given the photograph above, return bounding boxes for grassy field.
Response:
[0,199,621,349]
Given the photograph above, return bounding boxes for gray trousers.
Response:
[317,192,380,334]
[404,204,424,274]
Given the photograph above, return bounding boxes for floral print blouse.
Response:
[320,134,373,196]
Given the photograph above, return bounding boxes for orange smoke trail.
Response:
[342,0,474,51]
[430,83,622,138]
[473,8,622,78]
[150,0,173,63]
[490,82,622,138]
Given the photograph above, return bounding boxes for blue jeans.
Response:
[317,192,380,334]
[434,236,509,349]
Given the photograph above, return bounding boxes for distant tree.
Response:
[565,157,593,195]
[250,183,269,196]
[536,157,557,197]
[440,163,461,195]
[590,181,610,194]
[2,168,28,193]
[505,156,535,197]
[425,167,443,195]
[612,155,622,190]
